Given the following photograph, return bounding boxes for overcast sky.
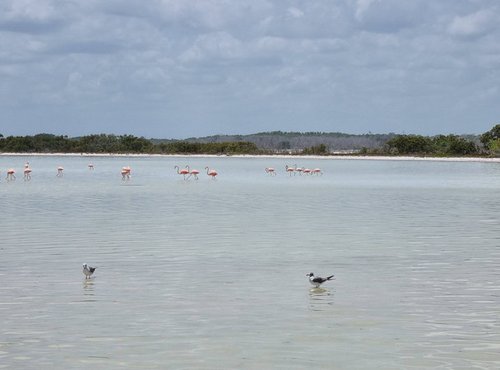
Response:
[1,0,499,139]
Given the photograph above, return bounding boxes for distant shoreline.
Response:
[1,152,499,163]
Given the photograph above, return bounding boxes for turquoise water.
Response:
[1,156,499,369]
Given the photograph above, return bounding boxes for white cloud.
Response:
[0,0,71,34]
[355,0,377,21]
[447,8,497,38]
[287,7,304,19]
[3,0,57,20]
[179,31,243,63]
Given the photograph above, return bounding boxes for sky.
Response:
[0,0,499,139]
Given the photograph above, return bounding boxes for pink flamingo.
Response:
[6,168,16,181]
[312,168,323,175]
[121,166,131,180]
[285,165,295,176]
[56,166,64,177]
[205,166,218,179]
[23,167,32,181]
[302,168,312,175]
[185,165,199,180]
[294,164,304,175]
[174,165,190,180]
[265,167,276,176]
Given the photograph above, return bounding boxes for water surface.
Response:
[1,156,499,369]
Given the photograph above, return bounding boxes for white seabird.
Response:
[83,263,97,279]
[306,272,334,288]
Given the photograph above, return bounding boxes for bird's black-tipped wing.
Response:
[312,276,327,284]
[89,267,96,273]
[312,275,334,283]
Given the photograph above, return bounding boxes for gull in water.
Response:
[83,263,97,279]
[306,272,334,288]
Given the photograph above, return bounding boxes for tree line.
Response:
[0,134,260,155]
[0,124,499,156]
[362,124,499,157]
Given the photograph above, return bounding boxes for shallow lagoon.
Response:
[1,155,499,369]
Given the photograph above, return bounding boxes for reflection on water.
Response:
[309,287,334,311]
[0,156,499,369]
[82,280,95,299]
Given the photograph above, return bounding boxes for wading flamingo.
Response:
[56,166,64,177]
[294,164,304,175]
[185,165,199,180]
[312,168,323,175]
[285,165,295,176]
[303,168,312,175]
[121,166,131,180]
[205,167,218,179]
[6,169,16,181]
[174,165,190,180]
[265,167,276,176]
[23,167,32,181]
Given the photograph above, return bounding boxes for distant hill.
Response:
[154,131,398,152]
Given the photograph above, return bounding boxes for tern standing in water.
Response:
[306,272,334,288]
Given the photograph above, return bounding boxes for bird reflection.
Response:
[83,280,95,299]
[310,287,328,294]
[309,287,334,311]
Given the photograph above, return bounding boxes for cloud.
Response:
[179,31,243,64]
[0,18,64,34]
[447,8,498,38]
[0,0,499,137]
[354,0,427,33]
[257,2,353,39]
[0,0,67,34]
[50,41,123,55]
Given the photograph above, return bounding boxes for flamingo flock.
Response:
[283,164,323,176]
[1,161,325,184]
[174,165,217,180]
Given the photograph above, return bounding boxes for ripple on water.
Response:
[1,156,500,369]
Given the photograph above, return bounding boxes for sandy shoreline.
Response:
[1,152,499,163]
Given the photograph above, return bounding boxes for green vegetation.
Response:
[0,125,498,157]
[0,134,74,153]
[157,141,259,155]
[385,135,433,155]
[300,144,329,155]
[480,124,500,156]
[0,133,260,155]
[74,134,155,153]
[384,134,479,156]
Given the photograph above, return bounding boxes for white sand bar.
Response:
[1,152,499,163]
